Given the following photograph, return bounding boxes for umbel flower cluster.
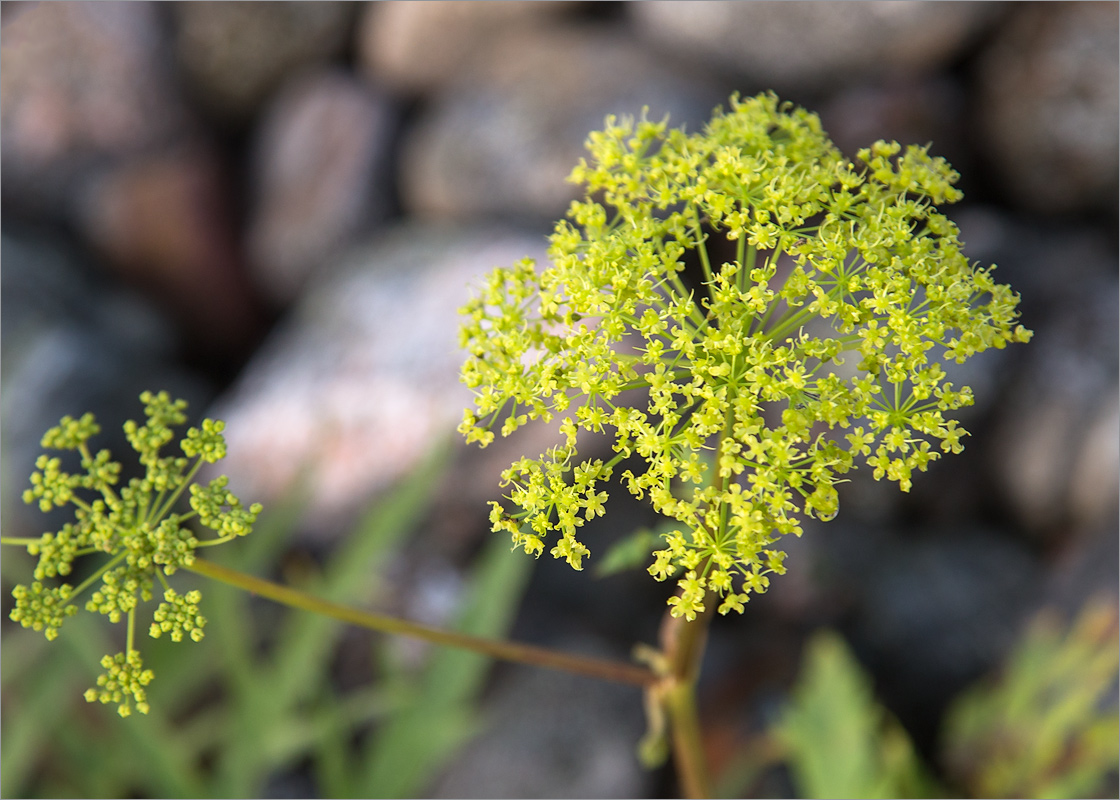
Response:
[459,93,1031,620]
[7,391,261,716]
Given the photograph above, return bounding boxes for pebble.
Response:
[75,142,266,363]
[169,2,355,124]
[0,1,188,216]
[357,0,577,95]
[431,644,651,799]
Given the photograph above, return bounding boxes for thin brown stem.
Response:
[185,557,657,688]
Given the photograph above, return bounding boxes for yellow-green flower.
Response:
[460,92,1030,618]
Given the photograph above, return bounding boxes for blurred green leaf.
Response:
[208,443,454,797]
[776,629,941,799]
[942,596,1120,799]
[595,523,675,578]
[349,522,535,798]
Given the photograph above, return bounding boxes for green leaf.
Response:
[595,523,673,577]
[941,597,1120,799]
[775,629,940,799]
[353,521,535,797]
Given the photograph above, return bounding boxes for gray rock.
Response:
[818,78,968,163]
[399,26,723,223]
[631,1,1002,95]
[430,645,651,799]
[0,1,189,216]
[976,2,1120,215]
[247,69,399,307]
[357,0,577,95]
[207,225,551,531]
[170,2,355,123]
[952,208,1119,539]
[812,521,1042,749]
[990,276,1119,538]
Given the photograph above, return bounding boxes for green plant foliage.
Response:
[6,391,261,716]
[942,597,1120,799]
[595,522,677,578]
[2,444,533,798]
[459,92,1031,620]
[775,629,941,799]
[349,528,535,798]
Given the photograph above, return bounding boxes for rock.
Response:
[170,2,355,124]
[0,1,189,217]
[246,69,399,307]
[399,27,722,223]
[631,1,1002,95]
[431,644,651,799]
[989,275,1119,538]
[976,2,1120,215]
[357,0,577,95]
[75,142,267,364]
[207,225,551,532]
[814,522,1042,751]
[952,208,1119,539]
[818,78,969,165]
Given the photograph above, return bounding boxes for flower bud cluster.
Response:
[84,650,154,718]
[459,93,1030,619]
[7,391,260,715]
[150,588,206,642]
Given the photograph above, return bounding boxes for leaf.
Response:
[775,629,940,799]
[352,526,535,798]
[941,596,1120,799]
[595,523,674,578]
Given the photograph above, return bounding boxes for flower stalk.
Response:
[186,557,657,688]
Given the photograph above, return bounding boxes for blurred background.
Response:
[1,2,1117,797]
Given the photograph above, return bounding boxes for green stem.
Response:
[662,598,716,798]
[661,412,735,798]
[184,557,657,688]
[70,551,127,599]
[692,218,714,285]
[150,458,204,525]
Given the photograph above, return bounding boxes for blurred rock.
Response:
[976,1,1119,216]
[170,1,354,124]
[358,0,577,95]
[431,647,650,799]
[247,69,399,307]
[208,225,550,532]
[400,27,722,223]
[0,1,189,217]
[76,143,266,364]
[818,78,969,165]
[990,275,1119,538]
[631,1,1001,95]
[1,229,212,542]
[953,208,1119,539]
[816,522,1041,751]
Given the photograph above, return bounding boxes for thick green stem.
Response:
[661,599,716,798]
[185,557,657,688]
